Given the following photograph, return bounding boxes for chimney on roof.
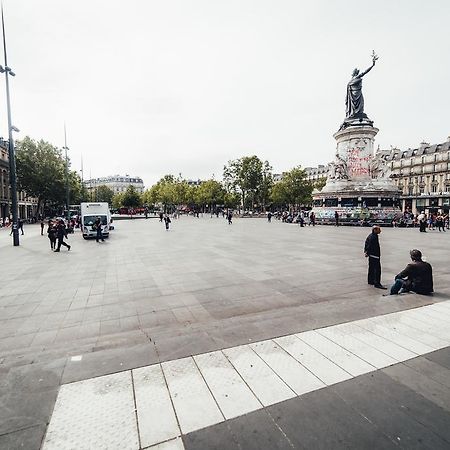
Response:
[419,141,429,150]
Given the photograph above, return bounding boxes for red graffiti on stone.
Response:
[347,147,369,177]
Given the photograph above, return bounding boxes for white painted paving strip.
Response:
[316,326,398,369]
[132,365,180,448]
[274,334,353,385]
[223,344,296,406]
[250,340,325,395]
[43,371,139,450]
[332,322,418,362]
[297,330,376,376]
[161,357,224,434]
[42,300,450,450]
[193,350,262,419]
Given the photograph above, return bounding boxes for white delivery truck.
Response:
[80,202,113,239]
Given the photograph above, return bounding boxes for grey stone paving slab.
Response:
[267,384,398,450]
[425,347,450,369]
[404,356,450,389]
[227,409,295,450]
[1,219,449,449]
[182,421,241,450]
[183,409,294,450]
[0,424,46,450]
[333,371,450,449]
[382,363,450,412]
[61,341,158,384]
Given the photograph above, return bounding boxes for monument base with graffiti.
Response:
[312,123,402,225]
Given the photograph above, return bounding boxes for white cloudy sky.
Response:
[3,0,450,187]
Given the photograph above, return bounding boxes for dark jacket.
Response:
[364,232,380,257]
[395,261,433,294]
[56,223,67,239]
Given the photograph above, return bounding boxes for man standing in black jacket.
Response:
[364,225,386,289]
[389,249,433,295]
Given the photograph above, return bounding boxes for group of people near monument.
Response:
[364,225,433,295]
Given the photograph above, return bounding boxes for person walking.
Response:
[418,211,427,232]
[310,211,316,226]
[267,212,272,223]
[47,220,57,250]
[40,219,45,236]
[159,212,164,222]
[335,210,339,226]
[164,215,171,230]
[227,210,233,225]
[436,214,446,232]
[364,225,386,289]
[94,216,104,242]
[388,249,433,295]
[10,218,24,236]
[54,219,71,252]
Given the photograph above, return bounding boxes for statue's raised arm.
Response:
[358,51,379,78]
[345,51,379,120]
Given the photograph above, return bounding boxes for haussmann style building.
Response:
[83,174,145,196]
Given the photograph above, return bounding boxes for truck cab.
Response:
[80,203,112,239]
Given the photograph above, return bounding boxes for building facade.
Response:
[385,138,450,214]
[0,139,38,224]
[0,141,9,223]
[84,174,145,195]
[304,165,329,184]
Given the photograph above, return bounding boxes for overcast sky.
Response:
[4,0,450,187]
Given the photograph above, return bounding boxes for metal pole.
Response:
[2,7,18,246]
[64,124,69,221]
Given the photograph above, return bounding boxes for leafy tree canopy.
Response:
[16,136,83,211]
[122,185,142,208]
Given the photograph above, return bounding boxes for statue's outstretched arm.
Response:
[359,61,375,78]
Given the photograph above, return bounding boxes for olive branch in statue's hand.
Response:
[371,50,379,64]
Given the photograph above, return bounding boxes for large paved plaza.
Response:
[1,217,450,449]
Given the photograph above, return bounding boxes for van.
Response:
[80,202,112,239]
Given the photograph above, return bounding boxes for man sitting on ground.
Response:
[390,249,433,295]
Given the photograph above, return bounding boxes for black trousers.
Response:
[57,237,69,250]
[368,256,381,285]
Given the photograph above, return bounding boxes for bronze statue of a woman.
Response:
[345,51,378,120]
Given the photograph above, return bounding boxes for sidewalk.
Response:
[0,219,449,449]
[42,301,450,449]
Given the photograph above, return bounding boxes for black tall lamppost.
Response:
[1,7,19,246]
[63,124,70,221]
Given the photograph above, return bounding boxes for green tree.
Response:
[314,177,327,190]
[16,136,71,213]
[94,185,115,204]
[122,185,142,208]
[258,160,273,211]
[223,155,266,212]
[223,191,240,209]
[112,193,124,209]
[67,171,85,205]
[197,179,225,212]
[270,166,312,210]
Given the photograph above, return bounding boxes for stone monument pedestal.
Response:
[313,122,401,225]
